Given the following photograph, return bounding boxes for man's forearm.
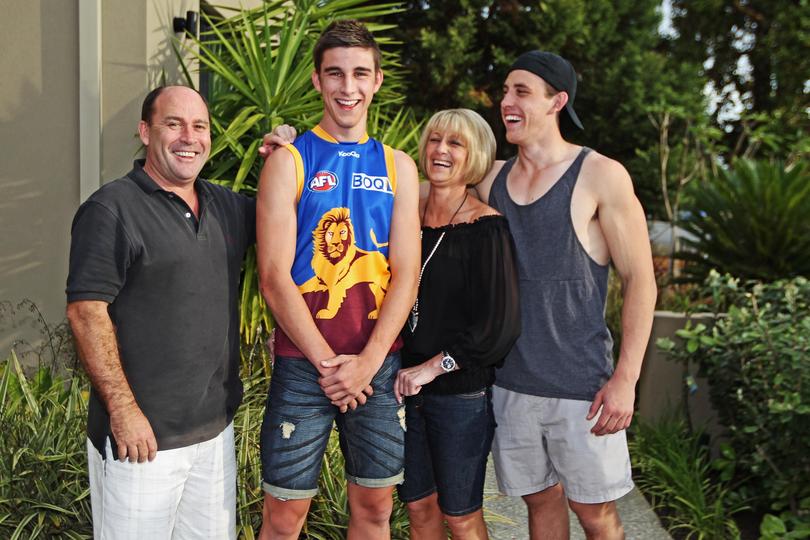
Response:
[614,273,657,382]
[261,274,335,368]
[67,302,138,414]
[68,301,158,461]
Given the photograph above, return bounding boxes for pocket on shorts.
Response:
[457,388,487,400]
[369,354,401,393]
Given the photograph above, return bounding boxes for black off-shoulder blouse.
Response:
[401,215,521,394]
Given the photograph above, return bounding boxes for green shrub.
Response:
[0,339,410,539]
[0,352,92,539]
[677,159,810,282]
[629,414,743,539]
[658,272,810,518]
[760,510,810,540]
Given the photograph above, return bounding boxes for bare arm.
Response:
[585,159,657,435]
[393,352,447,402]
[473,160,506,203]
[66,301,157,462]
[320,150,421,402]
[256,148,335,368]
[258,125,298,160]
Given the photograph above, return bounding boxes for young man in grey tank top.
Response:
[474,51,657,539]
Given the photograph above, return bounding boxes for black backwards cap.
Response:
[508,50,584,130]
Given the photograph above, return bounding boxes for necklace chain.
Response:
[408,192,468,333]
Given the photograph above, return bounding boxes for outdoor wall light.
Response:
[173,10,199,36]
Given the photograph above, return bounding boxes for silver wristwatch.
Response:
[440,351,456,373]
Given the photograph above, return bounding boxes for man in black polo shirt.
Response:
[66,86,254,539]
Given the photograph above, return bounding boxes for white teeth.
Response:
[174,151,196,157]
[432,160,451,167]
[337,99,360,106]
[504,115,521,122]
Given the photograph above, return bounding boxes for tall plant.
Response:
[175,0,425,343]
[0,352,92,538]
[658,272,810,518]
[629,414,744,539]
[677,159,810,283]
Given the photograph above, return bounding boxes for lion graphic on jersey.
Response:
[299,207,390,320]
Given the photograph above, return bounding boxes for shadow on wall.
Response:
[0,300,77,372]
[148,0,196,88]
[0,0,197,356]
[0,2,80,356]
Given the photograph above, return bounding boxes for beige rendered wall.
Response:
[101,0,200,181]
[0,1,80,355]
[0,0,203,358]
[637,311,724,450]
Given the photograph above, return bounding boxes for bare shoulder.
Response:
[259,145,296,186]
[485,159,507,180]
[580,150,634,201]
[475,159,507,202]
[393,148,417,169]
[468,197,502,220]
[261,143,296,173]
[391,150,418,204]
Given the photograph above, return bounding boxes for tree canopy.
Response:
[386,0,708,217]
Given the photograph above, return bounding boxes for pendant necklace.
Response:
[407,191,468,333]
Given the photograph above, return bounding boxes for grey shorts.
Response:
[491,386,634,504]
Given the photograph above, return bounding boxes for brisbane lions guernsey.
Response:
[274,125,404,357]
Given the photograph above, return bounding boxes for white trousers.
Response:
[87,422,236,540]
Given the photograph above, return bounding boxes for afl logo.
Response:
[309,171,339,192]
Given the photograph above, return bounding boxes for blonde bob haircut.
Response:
[418,109,496,187]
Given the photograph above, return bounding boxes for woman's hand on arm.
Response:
[394,353,444,403]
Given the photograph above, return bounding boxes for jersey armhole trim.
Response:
[284,143,305,203]
[383,144,397,194]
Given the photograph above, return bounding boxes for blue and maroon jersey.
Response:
[274,125,403,357]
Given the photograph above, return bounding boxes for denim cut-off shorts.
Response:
[260,354,405,500]
[397,388,496,516]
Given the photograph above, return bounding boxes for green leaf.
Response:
[656,337,675,351]
[761,514,788,535]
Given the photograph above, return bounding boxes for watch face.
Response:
[441,355,456,372]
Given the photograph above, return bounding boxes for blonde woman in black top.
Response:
[394,109,521,539]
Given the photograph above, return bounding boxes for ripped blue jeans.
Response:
[259,354,405,500]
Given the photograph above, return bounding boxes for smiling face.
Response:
[423,130,469,187]
[138,86,210,188]
[312,47,383,140]
[501,70,566,145]
[417,109,495,188]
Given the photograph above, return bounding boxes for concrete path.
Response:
[482,456,671,539]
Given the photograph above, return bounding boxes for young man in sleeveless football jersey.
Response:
[475,51,657,540]
[255,20,420,540]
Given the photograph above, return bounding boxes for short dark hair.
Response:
[141,87,166,123]
[313,20,381,73]
[140,86,209,124]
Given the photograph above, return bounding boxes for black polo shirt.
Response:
[67,160,255,456]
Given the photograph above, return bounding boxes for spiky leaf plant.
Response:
[677,159,810,283]
[0,352,92,539]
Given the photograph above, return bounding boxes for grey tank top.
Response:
[489,148,614,401]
